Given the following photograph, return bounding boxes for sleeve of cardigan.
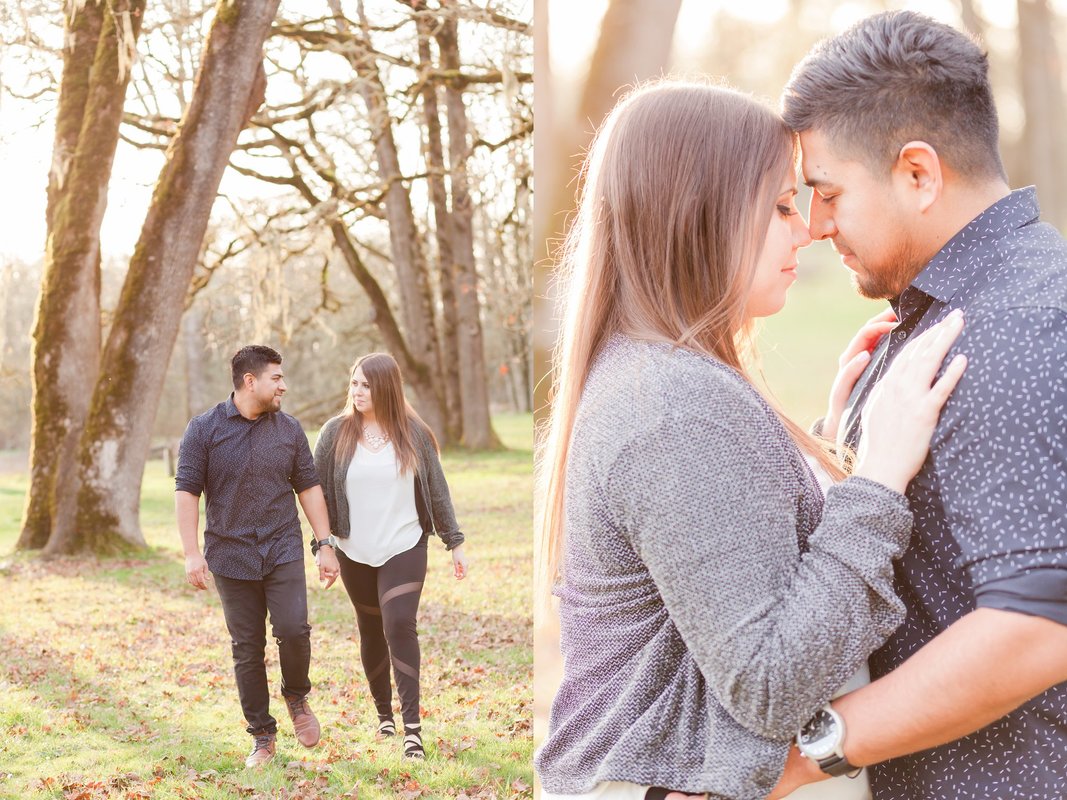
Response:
[313,419,339,536]
[608,412,912,742]
[422,437,464,550]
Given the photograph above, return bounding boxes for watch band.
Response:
[818,753,862,778]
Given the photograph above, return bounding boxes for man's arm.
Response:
[298,485,339,589]
[773,309,1067,798]
[176,490,209,590]
[838,608,1067,763]
[772,607,1067,797]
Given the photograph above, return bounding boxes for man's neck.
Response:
[922,178,1012,264]
[233,391,263,421]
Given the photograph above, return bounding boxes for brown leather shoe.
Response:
[245,733,276,768]
[285,694,321,747]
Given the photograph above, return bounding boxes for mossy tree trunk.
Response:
[47,0,280,555]
[436,5,501,450]
[19,0,145,552]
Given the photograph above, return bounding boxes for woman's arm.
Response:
[608,411,912,742]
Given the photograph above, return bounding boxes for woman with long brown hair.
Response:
[534,80,967,800]
[314,352,468,760]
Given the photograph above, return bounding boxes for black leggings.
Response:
[337,540,427,726]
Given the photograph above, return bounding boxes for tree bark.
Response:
[51,0,280,554]
[416,14,463,443]
[325,0,447,440]
[1017,0,1067,231]
[958,0,986,39]
[532,0,682,424]
[436,5,500,449]
[357,73,447,439]
[20,0,144,551]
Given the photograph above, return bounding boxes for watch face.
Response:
[798,709,839,759]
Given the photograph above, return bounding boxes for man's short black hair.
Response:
[231,345,282,390]
[782,10,1006,180]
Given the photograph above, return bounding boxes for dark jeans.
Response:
[214,558,311,735]
[337,540,427,726]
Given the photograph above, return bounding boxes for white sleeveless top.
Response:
[336,442,423,567]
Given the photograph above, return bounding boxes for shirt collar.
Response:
[909,186,1040,304]
[225,393,242,418]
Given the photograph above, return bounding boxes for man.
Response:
[771,11,1067,799]
[176,345,341,768]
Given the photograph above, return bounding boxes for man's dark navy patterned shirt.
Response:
[176,395,320,580]
[841,188,1067,799]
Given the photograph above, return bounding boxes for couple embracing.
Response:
[536,11,1067,800]
[176,346,469,767]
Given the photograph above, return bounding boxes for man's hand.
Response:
[185,552,210,590]
[823,307,897,441]
[316,545,340,589]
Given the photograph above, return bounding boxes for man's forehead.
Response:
[797,130,834,179]
[797,129,862,188]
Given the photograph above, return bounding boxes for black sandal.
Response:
[376,716,396,738]
[403,723,424,759]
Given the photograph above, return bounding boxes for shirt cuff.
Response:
[291,476,321,494]
[974,568,1067,627]
[174,482,203,496]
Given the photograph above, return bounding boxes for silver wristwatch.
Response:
[796,704,861,778]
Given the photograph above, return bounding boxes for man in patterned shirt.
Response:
[176,345,340,767]
[771,11,1067,800]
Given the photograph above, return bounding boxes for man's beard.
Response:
[259,394,282,413]
[849,238,927,300]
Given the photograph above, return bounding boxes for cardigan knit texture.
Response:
[314,415,464,551]
[534,336,914,799]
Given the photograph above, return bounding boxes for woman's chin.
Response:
[745,295,790,320]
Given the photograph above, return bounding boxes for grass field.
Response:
[0,414,533,800]
[756,253,887,424]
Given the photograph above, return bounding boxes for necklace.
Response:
[363,425,390,450]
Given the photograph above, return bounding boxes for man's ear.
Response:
[893,141,942,213]
[243,372,256,391]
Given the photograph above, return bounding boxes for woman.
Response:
[534,81,966,799]
[314,352,469,760]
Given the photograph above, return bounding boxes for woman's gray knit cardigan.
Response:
[534,337,913,799]
[313,415,464,550]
